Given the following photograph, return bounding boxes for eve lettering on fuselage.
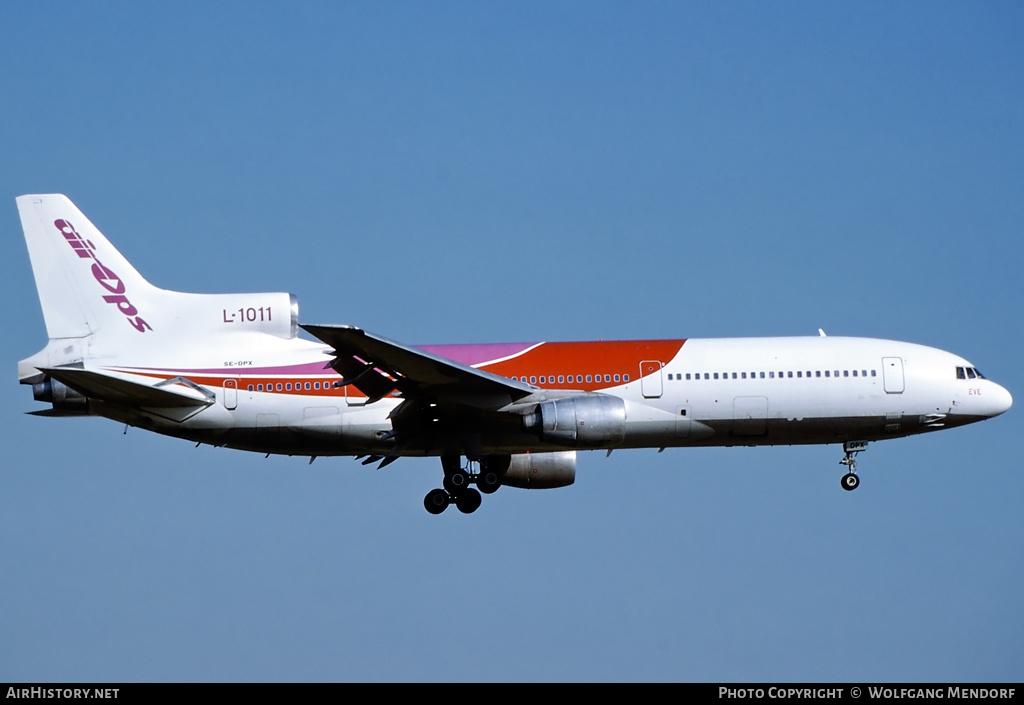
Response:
[17,195,1013,515]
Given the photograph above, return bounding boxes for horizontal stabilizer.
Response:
[41,367,214,409]
[26,408,92,417]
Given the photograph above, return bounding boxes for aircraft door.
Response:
[223,378,238,409]
[640,361,663,398]
[882,357,905,394]
[301,406,342,440]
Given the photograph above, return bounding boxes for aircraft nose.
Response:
[984,383,1013,418]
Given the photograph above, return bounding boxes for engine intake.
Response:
[522,394,626,447]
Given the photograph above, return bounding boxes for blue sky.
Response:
[2,1,1022,682]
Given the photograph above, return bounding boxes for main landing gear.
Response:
[839,440,867,491]
[423,455,503,515]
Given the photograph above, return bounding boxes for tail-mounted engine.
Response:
[522,394,626,447]
[31,376,88,412]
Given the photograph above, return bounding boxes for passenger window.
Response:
[787,371,793,378]
[843,371,848,378]
[686,373,691,380]
[852,370,858,377]
[614,374,620,382]
[257,384,264,391]
[741,372,747,379]
[623,374,630,382]
[769,372,775,378]
[247,384,254,391]
[759,372,765,379]
[815,371,821,377]
[825,371,830,378]
[314,382,320,390]
[713,373,719,379]
[797,371,802,378]
[276,383,283,391]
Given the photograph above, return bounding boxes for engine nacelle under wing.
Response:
[501,451,576,489]
[522,394,626,447]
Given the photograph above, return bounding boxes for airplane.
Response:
[16,194,1012,514]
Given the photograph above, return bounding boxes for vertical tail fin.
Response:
[17,194,157,340]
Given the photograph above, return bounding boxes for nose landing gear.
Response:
[839,441,867,491]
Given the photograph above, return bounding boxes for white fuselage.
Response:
[52,334,1009,457]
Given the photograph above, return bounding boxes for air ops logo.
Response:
[55,219,153,333]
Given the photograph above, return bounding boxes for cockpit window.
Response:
[966,368,977,379]
[973,368,986,379]
[956,367,966,379]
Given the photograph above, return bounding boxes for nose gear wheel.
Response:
[838,441,867,491]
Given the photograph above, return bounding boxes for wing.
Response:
[301,324,535,407]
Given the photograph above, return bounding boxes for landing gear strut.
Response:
[839,441,867,491]
[423,455,502,514]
